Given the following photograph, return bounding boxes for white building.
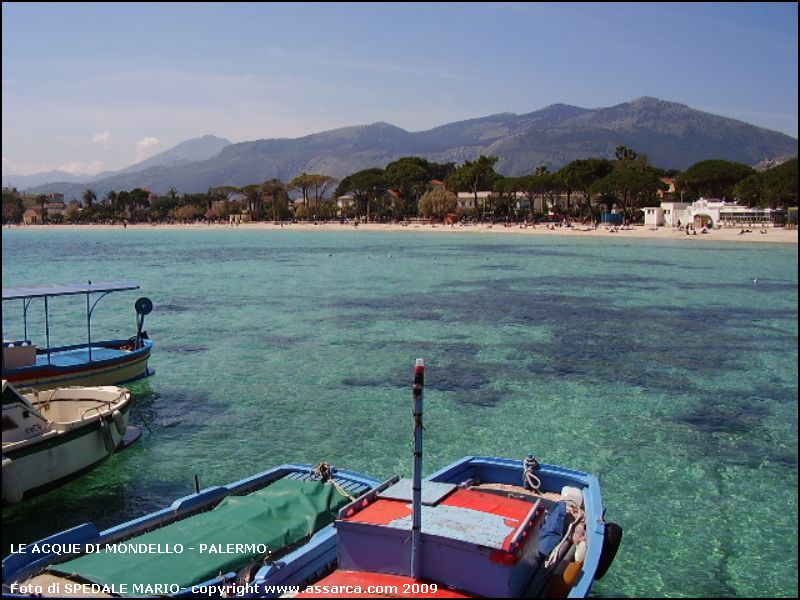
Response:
[642,206,663,227]
[685,198,734,228]
[456,191,494,213]
[643,201,692,227]
[718,206,786,227]
[336,195,355,216]
[648,198,785,228]
[661,202,690,227]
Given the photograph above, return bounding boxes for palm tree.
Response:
[82,189,97,208]
[38,195,48,223]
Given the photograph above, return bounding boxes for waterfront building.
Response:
[647,198,786,228]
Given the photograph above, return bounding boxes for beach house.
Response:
[456,191,495,215]
[646,198,786,228]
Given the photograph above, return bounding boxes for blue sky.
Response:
[2,2,797,176]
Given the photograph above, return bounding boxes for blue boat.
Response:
[2,463,381,597]
[247,360,622,598]
[2,280,154,391]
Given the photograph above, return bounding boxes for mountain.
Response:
[3,135,230,192]
[115,134,231,175]
[1,170,95,189]
[22,98,798,199]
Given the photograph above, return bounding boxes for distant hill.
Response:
[115,134,231,175]
[2,170,94,189]
[21,98,798,199]
[4,134,230,193]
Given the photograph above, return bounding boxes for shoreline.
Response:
[6,222,798,244]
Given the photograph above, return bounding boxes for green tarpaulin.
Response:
[51,478,351,595]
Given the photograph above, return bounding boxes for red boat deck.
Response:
[331,481,545,598]
[342,487,535,552]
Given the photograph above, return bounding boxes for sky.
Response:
[2,2,798,176]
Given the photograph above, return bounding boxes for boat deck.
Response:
[334,479,545,598]
[34,346,128,368]
[342,482,535,551]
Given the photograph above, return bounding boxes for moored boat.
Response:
[2,463,381,597]
[247,360,622,598]
[2,280,154,391]
[2,379,138,505]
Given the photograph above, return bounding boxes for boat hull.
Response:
[426,456,608,599]
[248,456,613,599]
[2,340,153,391]
[2,404,131,503]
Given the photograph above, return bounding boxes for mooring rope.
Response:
[523,454,542,492]
[312,461,355,501]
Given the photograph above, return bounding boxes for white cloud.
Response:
[1,159,106,176]
[92,131,112,143]
[137,136,161,149]
[134,136,162,162]
[57,161,106,175]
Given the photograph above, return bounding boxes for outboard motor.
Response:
[134,297,153,349]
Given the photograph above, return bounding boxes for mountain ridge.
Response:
[13,97,798,199]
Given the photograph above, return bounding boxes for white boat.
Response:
[2,379,138,505]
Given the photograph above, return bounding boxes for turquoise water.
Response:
[2,227,797,598]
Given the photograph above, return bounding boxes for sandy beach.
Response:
[10,222,798,244]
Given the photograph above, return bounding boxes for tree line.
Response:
[2,152,796,224]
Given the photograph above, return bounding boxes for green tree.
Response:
[385,157,430,218]
[37,195,47,223]
[310,174,337,206]
[614,145,638,161]
[150,194,182,222]
[82,189,97,208]
[2,192,24,223]
[384,157,454,218]
[260,179,291,221]
[762,158,798,208]
[128,188,151,221]
[592,169,667,218]
[288,173,314,219]
[288,173,336,219]
[493,177,522,219]
[555,159,613,217]
[336,168,388,222]
[733,158,797,208]
[447,155,499,219]
[677,160,754,200]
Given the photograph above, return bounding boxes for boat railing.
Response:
[2,279,143,366]
[338,475,401,519]
[507,499,543,554]
[80,400,116,420]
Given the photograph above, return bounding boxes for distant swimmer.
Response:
[753,278,758,284]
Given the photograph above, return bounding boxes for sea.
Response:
[2,226,798,598]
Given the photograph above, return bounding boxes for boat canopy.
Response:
[2,280,140,301]
[2,280,144,365]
